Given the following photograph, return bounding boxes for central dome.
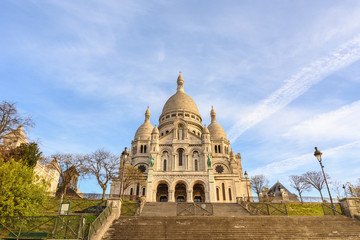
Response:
[161,74,200,116]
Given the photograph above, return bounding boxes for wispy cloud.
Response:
[250,140,360,177]
[284,100,360,142]
[228,35,360,143]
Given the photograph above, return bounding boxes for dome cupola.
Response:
[161,73,200,116]
[208,106,227,140]
[134,106,154,140]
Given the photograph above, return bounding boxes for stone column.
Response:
[107,198,122,218]
[169,190,174,202]
[187,189,193,202]
[208,168,217,203]
[339,197,360,218]
[146,168,154,202]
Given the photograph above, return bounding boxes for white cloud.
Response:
[250,140,360,177]
[228,35,360,143]
[284,100,360,142]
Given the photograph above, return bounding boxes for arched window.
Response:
[216,188,220,201]
[142,188,146,196]
[222,183,226,201]
[140,145,143,153]
[215,145,218,153]
[130,188,133,195]
[144,145,147,153]
[178,149,184,166]
[218,145,221,153]
[194,159,198,171]
[163,159,167,171]
[136,184,140,196]
[228,188,232,201]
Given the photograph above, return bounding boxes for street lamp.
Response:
[244,171,250,202]
[343,184,347,197]
[119,147,129,200]
[314,147,336,215]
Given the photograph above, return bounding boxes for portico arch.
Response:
[156,181,169,202]
[192,181,206,202]
[174,181,187,202]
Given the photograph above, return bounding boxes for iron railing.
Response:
[322,203,343,215]
[177,203,213,216]
[240,202,288,215]
[0,215,85,239]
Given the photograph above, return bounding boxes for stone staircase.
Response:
[212,203,250,216]
[140,202,250,217]
[140,202,177,216]
[103,215,360,239]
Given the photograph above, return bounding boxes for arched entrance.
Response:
[175,183,187,202]
[193,183,205,202]
[156,183,168,202]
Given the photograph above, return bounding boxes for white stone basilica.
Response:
[110,74,252,203]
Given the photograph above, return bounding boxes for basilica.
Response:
[110,74,252,203]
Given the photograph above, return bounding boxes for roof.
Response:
[267,181,297,198]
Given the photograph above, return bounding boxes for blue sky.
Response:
[1,0,360,197]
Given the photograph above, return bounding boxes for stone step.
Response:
[140,202,250,216]
[103,216,360,239]
[140,202,177,216]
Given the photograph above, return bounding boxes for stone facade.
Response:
[34,159,61,196]
[110,74,252,203]
[1,126,28,149]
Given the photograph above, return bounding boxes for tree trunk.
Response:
[63,183,68,196]
[102,187,107,201]
[299,192,303,204]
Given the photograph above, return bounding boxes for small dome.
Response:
[152,125,159,134]
[134,107,154,140]
[230,149,235,157]
[207,107,227,140]
[202,124,210,134]
[161,73,200,116]
[208,122,227,139]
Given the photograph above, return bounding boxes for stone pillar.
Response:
[208,168,217,203]
[146,168,154,202]
[187,190,193,202]
[339,197,360,218]
[107,198,122,218]
[169,190,174,202]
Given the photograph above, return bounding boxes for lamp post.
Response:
[119,147,129,200]
[343,184,347,197]
[244,171,250,202]
[314,147,337,215]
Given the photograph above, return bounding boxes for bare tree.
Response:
[289,175,310,204]
[344,180,360,198]
[0,101,34,140]
[83,149,120,200]
[250,175,269,199]
[51,153,86,196]
[118,166,145,199]
[331,180,344,200]
[302,171,328,202]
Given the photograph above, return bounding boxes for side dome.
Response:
[161,73,200,115]
[207,106,227,139]
[134,107,154,140]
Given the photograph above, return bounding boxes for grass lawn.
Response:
[248,202,342,216]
